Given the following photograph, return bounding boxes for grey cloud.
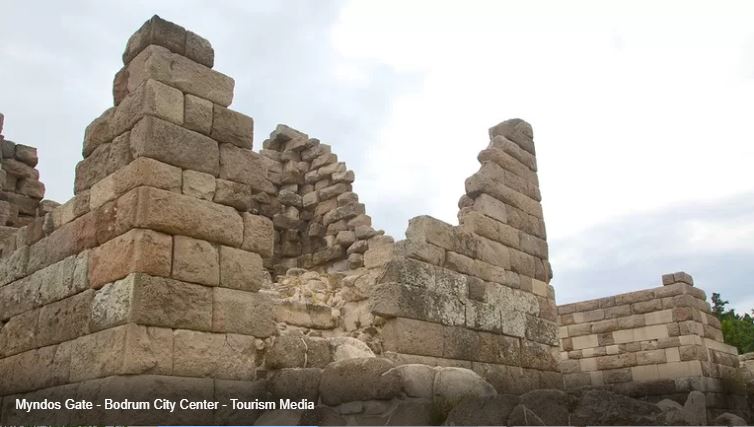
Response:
[0,1,418,210]
[550,192,754,311]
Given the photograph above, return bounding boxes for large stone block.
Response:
[219,143,276,193]
[173,330,256,380]
[27,212,96,273]
[122,186,244,247]
[88,228,172,289]
[211,106,253,149]
[182,169,216,201]
[488,135,537,171]
[172,235,219,286]
[90,273,212,331]
[489,119,535,155]
[381,317,444,357]
[130,116,219,176]
[124,45,233,106]
[466,162,543,218]
[213,179,252,211]
[0,308,39,357]
[219,246,264,291]
[242,213,274,257]
[212,287,276,337]
[89,157,182,208]
[36,289,93,347]
[370,282,465,326]
[122,15,188,64]
[184,94,213,135]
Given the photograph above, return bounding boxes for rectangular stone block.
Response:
[488,135,537,171]
[466,162,543,218]
[381,317,444,357]
[571,334,599,350]
[127,186,243,247]
[211,106,253,149]
[125,45,234,107]
[172,235,219,286]
[219,246,264,291]
[405,215,455,249]
[184,94,213,135]
[88,228,172,289]
[0,246,29,288]
[28,212,96,273]
[212,287,276,337]
[242,213,274,257]
[36,289,93,347]
[219,143,275,193]
[459,209,519,248]
[370,282,465,326]
[0,343,71,395]
[520,339,559,371]
[173,329,256,380]
[130,115,219,176]
[90,157,182,208]
[213,178,251,211]
[0,308,39,357]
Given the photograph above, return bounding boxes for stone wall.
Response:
[357,118,561,393]
[0,113,49,237]
[558,272,744,417]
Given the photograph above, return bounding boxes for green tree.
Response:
[711,292,754,354]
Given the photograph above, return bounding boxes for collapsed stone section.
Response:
[558,272,744,418]
[0,113,52,236]
[356,119,561,392]
[258,126,391,275]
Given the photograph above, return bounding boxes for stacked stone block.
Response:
[362,119,561,393]
[0,16,278,424]
[558,272,743,416]
[259,126,388,275]
[0,114,46,232]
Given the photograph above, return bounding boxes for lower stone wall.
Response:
[558,272,744,417]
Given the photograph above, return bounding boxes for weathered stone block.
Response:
[127,186,243,247]
[242,213,274,257]
[125,45,234,106]
[370,283,465,326]
[186,31,214,68]
[211,106,253,149]
[184,94,213,135]
[212,287,275,337]
[173,330,256,380]
[89,157,182,208]
[172,235,219,286]
[88,228,172,289]
[213,179,251,211]
[182,169,216,201]
[28,212,96,273]
[219,144,275,193]
[381,317,444,357]
[36,289,93,346]
[219,246,264,291]
[130,116,219,176]
[123,15,187,64]
[0,308,39,357]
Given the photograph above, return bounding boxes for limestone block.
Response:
[185,30,214,68]
[172,235,219,286]
[394,239,445,266]
[130,116,219,176]
[275,301,336,329]
[405,215,455,249]
[124,45,234,107]
[184,94,213,134]
[0,308,39,357]
[219,143,275,193]
[211,106,253,149]
[381,317,444,357]
[242,213,274,257]
[182,169,216,201]
[2,158,39,180]
[173,329,256,380]
[212,287,275,337]
[16,179,45,199]
[219,246,264,291]
[68,325,127,382]
[92,273,212,331]
[36,289,93,347]
[88,228,172,288]
[265,335,332,369]
[458,210,518,249]
[466,162,543,218]
[89,157,182,208]
[123,15,188,64]
[319,357,402,405]
[370,282,465,326]
[477,147,539,187]
[35,252,88,306]
[323,203,365,225]
[121,324,174,375]
[128,186,243,247]
[213,179,251,211]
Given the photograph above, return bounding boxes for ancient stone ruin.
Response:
[0,15,751,426]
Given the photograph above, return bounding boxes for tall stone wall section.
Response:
[0,15,282,424]
[361,120,561,393]
[0,114,48,236]
[558,272,744,417]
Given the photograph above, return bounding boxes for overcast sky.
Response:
[2,1,753,311]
